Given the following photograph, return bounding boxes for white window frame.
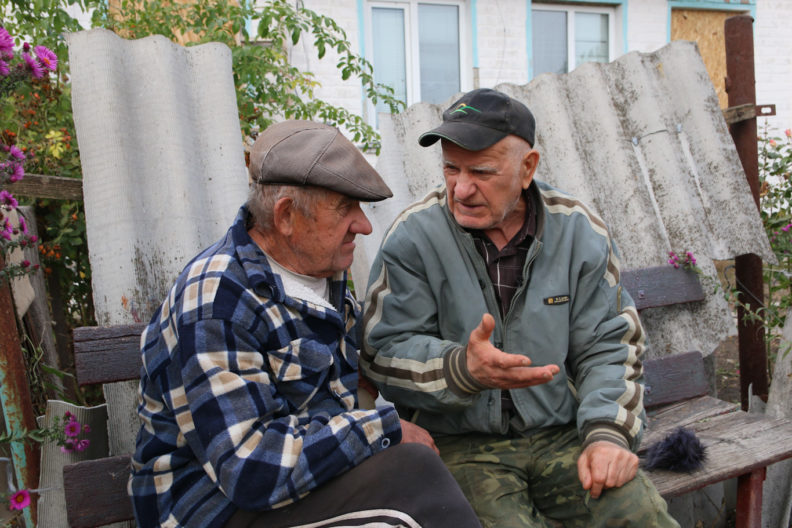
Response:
[365,0,472,118]
[532,3,617,75]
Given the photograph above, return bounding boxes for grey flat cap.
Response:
[249,120,392,202]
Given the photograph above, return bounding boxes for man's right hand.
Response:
[399,419,439,455]
[466,313,560,389]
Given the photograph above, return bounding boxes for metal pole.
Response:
[725,15,769,410]
[0,254,40,526]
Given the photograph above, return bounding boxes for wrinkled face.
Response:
[288,190,372,278]
[441,136,537,232]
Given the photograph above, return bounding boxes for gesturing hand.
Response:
[466,313,560,389]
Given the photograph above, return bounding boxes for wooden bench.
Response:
[62,266,792,527]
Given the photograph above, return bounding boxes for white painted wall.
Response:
[755,0,792,133]
[299,0,791,132]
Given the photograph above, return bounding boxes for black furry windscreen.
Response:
[643,427,707,472]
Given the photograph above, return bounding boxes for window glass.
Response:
[372,7,407,115]
[575,12,609,65]
[532,9,567,75]
[418,3,460,103]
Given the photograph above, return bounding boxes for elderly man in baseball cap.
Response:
[362,90,679,527]
[130,120,481,528]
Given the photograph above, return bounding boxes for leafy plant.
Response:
[92,0,404,153]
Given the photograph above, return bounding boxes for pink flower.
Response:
[60,442,74,453]
[75,439,90,452]
[0,190,18,209]
[83,424,91,433]
[8,489,31,511]
[34,45,57,71]
[64,419,81,437]
[20,260,30,268]
[1,219,12,241]
[770,139,777,148]
[0,27,13,56]
[18,215,28,234]
[22,52,43,79]
[8,162,24,182]
[28,234,37,243]
[9,145,25,160]
[0,59,9,76]
[783,225,790,232]
[786,129,791,138]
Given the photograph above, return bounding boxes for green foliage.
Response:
[758,123,792,355]
[92,0,404,152]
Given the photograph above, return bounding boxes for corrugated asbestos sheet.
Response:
[68,29,248,457]
[68,28,248,329]
[354,40,773,360]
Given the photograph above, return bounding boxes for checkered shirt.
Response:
[130,206,401,528]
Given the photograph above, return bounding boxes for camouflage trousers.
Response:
[435,425,680,528]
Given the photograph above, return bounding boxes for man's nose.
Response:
[454,171,476,199]
[350,204,373,235]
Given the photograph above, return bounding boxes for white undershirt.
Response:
[265,254,334,310]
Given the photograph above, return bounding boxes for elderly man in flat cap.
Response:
[362,89,679,527]
[130,121,481,528]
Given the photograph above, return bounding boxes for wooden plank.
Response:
[643,404,792,497]
[9,173,83,201]
[621,266,705,311]
[73,324,146,385]
[63,455,134,527]
[643,351,710,409]
[641,395,740,448]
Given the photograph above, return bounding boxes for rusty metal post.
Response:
[735,468,765,528]
[0,254,40,526]
[725,15,769,410]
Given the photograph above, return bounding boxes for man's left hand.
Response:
[576,441,638,499]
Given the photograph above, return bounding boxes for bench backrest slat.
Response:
[63,455,134,528]
[73,323,146,385]
[642,350,710,409]
[621,266,705,311]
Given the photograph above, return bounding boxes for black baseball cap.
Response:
[418,88,536,151]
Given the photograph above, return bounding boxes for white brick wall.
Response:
[755,0,792,131]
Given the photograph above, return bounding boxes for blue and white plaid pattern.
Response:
[130,206,401,528]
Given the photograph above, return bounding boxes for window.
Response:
[367,1,469,120]
[532,3,615,77]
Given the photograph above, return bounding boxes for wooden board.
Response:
[644,403,792,497]
[73,324,146,385]
[671,8,740,109]
[63,455,134,527]
[621,266,705,311]
[642,351,711,409]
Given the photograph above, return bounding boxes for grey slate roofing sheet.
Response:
[356,41,772,359]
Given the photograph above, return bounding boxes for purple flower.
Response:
[8,162,24,182]
[0,27,13,56]
[2,219,13,240]
[75,439,90,452]
[60,442,74,453]
[34,45,57,71]
[22,42,30,52]
[22,52,43,79]
[9,145,25,160]
[0,190,18,209]
[0,59,9,76]
[8,489,31,511]
[64,419,81,437]
[784,225,791,232]
[18,214,28,234]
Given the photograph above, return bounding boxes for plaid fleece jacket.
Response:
[130,206,402,528]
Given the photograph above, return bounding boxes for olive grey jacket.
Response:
[361,181,646,450]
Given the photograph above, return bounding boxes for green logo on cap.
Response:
[450,103,482,115]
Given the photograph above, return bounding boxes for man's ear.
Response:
[272,196,295,236]
[521,149,540,189]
